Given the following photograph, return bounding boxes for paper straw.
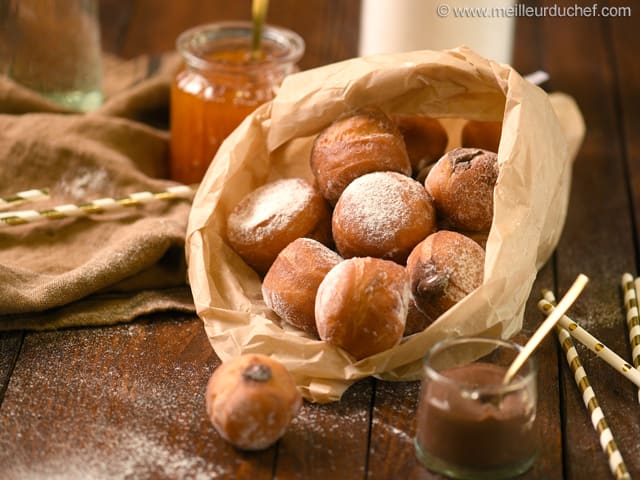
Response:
[524,70,550,86]
[621,273,640,404]
[0,188,50,210]
[539,291,640,389]
[503,274,589,384]
[0,185,194,228]
[555,326,631,480]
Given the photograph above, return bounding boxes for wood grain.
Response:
[0,316,280,479]
[2,1,639,478]
[536,1,640,477]
[276,378,374,479]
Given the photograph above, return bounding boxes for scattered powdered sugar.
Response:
[58,167,110,201]
[227,178,315,245]
[3,423,230,480]
[334,172,430,251]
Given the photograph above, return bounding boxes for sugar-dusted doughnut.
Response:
[406,230,485,323]
[310,107,411,204]
[205,354,302,450]
[226,178,332,274]
[262,238,343,335]
[315,257,410,359]
[425,148,499,232]
[332,171,436,264]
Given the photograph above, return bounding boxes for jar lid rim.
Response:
[176,21,305,72]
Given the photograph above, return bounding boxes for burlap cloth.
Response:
[0,53,197,330]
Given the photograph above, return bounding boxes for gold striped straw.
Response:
[538,294,640,388]
[544,290,631,480]
[621,273,640,404]
[0,185,194,228]
[0,188,50,210]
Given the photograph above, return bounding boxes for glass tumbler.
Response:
[1,0,103,111]
[170,21,304,185]
[415,336,538,479]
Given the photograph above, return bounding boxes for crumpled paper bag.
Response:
[186,47,585,403]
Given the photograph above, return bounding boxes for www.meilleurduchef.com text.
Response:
[435,3,631,18]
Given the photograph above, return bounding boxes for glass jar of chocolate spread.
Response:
[415,336,538,479]
[170,21,304,185]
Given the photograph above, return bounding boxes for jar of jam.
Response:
[170,21,304,185]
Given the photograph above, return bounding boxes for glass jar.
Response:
[414,336,538,479]
[1,0,103,111]
[170,21,304,185]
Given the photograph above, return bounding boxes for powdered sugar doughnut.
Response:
[315,257,410,360]
[310,107,412,205]
[425,148,499,232]
[332,171,436,264]
[205,354,302,451]
[262,238,343,336]
[227,178,332,274]
[406,230,485,323]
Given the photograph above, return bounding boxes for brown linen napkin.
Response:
[0,52,196,330]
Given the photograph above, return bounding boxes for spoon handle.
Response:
[251,0,270,60]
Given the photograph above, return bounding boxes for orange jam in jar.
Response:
[170,22,304,184]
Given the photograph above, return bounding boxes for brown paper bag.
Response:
[185,48,585,403]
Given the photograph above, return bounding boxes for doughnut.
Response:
[262,238,343,336]
[332,171,436,264]
[406,230,485,323]
[315,257,410,359]
[310,107,411,204]
[404,297,432,336]
[461,120,502,153]
[226,178,332,274]
[205,354,302,451]
[425,147,498,232]
[391,115,448,176]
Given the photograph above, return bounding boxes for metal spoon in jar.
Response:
[251,0,269,60]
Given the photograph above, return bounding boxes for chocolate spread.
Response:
[416,362,536,470]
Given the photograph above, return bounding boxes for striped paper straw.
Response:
[621,273,640,403]
[543,290,631,480]
[0,185,194,228]
[538,292,640,388]
[556,326,630,479]
[0,188,50,210]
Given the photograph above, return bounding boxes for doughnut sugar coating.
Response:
[226,178,332,274]
[332,171,436,264]
[406,230,485,323]
[262,238,343,336]
[310,107,412,205]
[425,147,499,232]
[205,354,302,451]
[315,257,410,360]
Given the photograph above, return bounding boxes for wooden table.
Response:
[1,1,639,478]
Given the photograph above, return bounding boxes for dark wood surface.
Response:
[1,0,639,478]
